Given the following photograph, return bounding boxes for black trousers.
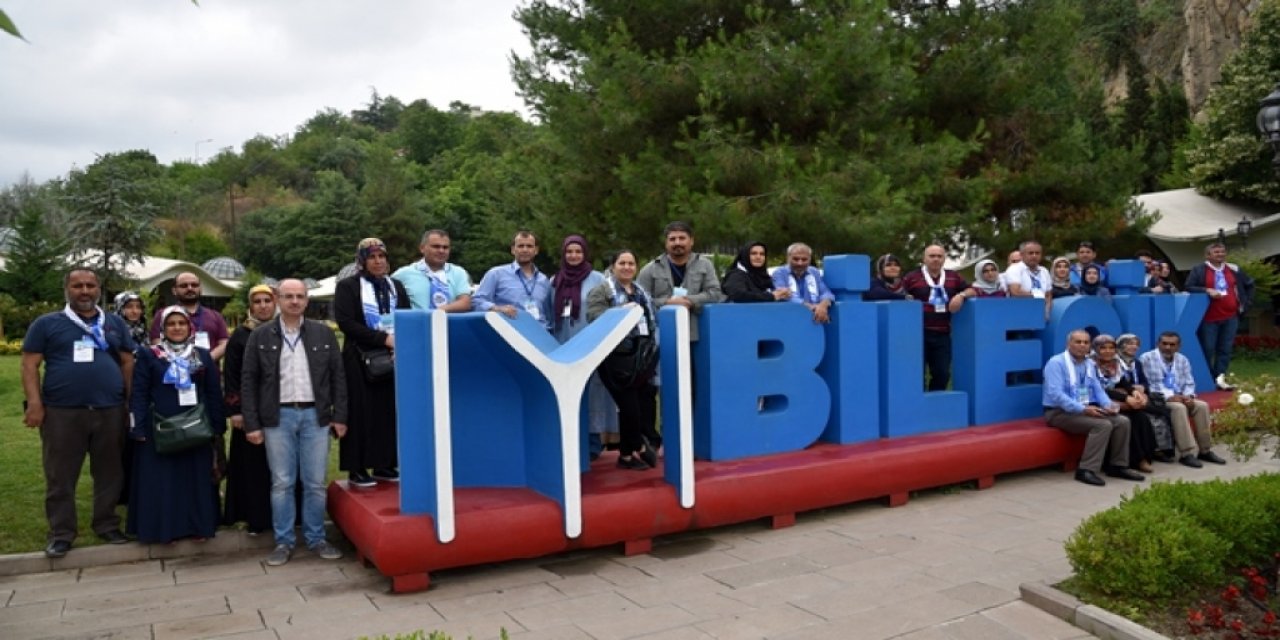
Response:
[600,378,658,457]
[924,330,952,392]
[41,405,126,543]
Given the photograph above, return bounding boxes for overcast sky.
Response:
[0,0,531,187]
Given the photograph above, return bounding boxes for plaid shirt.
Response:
[1138,349,1196,398]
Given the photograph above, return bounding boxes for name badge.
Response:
[1075,384,1089,404]
[73,338,94,363]
[673,287,688,298]
[636,320,649,336]
[432,291,448,307]
[933,304,946,313]
[562,300,572,318]
[194,331,211,349]
[1032,289,1046,300]
[379,314,395,334]
[178,386,198,406]
[525,300,542,321]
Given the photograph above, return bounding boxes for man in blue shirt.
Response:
[771,242,835,324]
[22,268,137,557]
[473,231,553,331]
[392,229,473,313]
[1069,241,1108,286]
[1043,329,1142,486]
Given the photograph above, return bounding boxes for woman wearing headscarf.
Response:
[863,254,910,300]
[1117,333,1175,462]
[552,235,618,460]
[334,237,410,488]
[128,306,224,543]
[222,284,277,534]
[113,291,148,505]
[1092,334,1158,474]
[723,242,788,302]
[1049,257,1078,298]
[1078,264,1111,299]
[968,259,1007,298]
[588,250,661,470]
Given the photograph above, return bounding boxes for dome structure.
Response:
[201,256,246,279]
[303,278,320,290]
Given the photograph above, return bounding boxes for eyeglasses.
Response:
[279,293,307,300]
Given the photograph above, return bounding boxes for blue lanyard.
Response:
[516,268,537,298]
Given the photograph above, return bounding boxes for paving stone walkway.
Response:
[2,452,1276,640]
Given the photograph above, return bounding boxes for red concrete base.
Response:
[329,392,1229,593]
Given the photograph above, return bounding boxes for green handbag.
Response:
[153,404,214,455]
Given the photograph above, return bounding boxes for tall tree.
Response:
[1184,0,1280,203]
[63,151,165,293]
[0,180,66,305]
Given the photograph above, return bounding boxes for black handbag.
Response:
[153,404,214,455]
[357,344,395,383]
[601,335,658,389]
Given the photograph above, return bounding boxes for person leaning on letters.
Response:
[1042,329,1143,487]
[22,268,137,557]
[241,279,348,567]
[636,221,723,341]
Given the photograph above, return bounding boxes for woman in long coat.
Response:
[222,284,277,533]
[128,306,224,543]
[333,237,410,487]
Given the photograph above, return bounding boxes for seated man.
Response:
[771,242,834,323]
[1042,329,1142,486]
[1138,331,1226,468]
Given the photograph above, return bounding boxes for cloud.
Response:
[0,0,530,185]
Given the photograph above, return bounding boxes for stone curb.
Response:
[0,523,343,577]
[1020,581,1171,640]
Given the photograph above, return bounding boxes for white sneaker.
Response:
[1216,374,1236,391]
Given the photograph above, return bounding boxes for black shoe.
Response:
[348,470,376,488]
[638,447,657,469]
[1105,467,1146,482]
[1154,450,1177,463]
[371,468,400,482]
[1179,455,1203,469]
[1074,470,1105,486]
[97,530,129,545]
[45,540,71,558]
[617,455,650,471]
[1198,451,1227,465]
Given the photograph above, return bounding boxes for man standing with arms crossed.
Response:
[22,268,136,557]
[242,279,348,566]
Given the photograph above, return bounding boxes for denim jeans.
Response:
[263,407,329,548]
[1197,316,1239,379]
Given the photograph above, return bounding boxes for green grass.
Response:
[0,355,343,555]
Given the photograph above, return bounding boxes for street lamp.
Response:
[194,138,214,164]
[1237,216,1253,249]
[1217,228,1227,245]
[1259,83,1280,176]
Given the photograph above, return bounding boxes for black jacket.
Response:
[1185,262,1255,315]
[241,318,347,432]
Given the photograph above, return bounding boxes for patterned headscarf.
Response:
[153,305,203,388]
[356,237,388,271]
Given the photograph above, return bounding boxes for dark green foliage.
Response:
[63,151,166,294]
[1185,0,1280,203]
[0,180,66,307]
[236,171,369,279]
[1065,473,1280,605]
[1065,495,1229,601]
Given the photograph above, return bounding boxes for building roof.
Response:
[1133,188,1280,269]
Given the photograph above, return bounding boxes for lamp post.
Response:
[1259,83,1280,176]
[1237,216,1253,249]
[194,138,213,164]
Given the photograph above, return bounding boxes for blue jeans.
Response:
[1197,316,1239,379]
[263,407,329,548]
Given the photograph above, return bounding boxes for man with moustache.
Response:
[22,268,137,557]
[149,272,230,361]
[637,221,723,341]
[393,228,473,312]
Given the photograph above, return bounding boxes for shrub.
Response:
[1234,335,1280,361]
[1066,498,1229,601]
[1126,478,1280,568]
[1213,375,1280,461]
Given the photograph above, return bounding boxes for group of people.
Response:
[19,225,1256,563]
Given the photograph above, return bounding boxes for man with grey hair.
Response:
[1042,329,1141,486]
[242,279,348,566]
[901,244,970,391]
[22,268,137,557]
[771,242,835,324]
